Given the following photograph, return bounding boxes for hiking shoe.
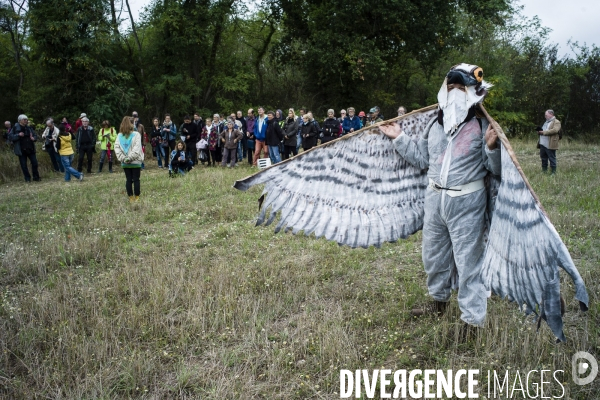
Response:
[410,301,448,318]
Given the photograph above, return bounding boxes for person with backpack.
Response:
[114,116,144,202]
[9,114,41,182]
[41,118,64,173]
[76,117,96,174]
[56,123,83,182]
[97,120,117,173]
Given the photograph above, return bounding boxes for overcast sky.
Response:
[126,0,599,56]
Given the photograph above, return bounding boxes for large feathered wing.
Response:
[234,105,439,248]
[234,105,589,341]
[479,106,589,342]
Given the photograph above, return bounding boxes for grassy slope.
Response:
[0,140,598,399]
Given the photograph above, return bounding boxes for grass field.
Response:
[0,140,598,399]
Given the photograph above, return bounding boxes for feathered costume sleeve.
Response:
[234,105,589,342]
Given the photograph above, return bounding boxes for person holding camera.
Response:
[115,116,144,202]
[9,114,40,182]
[41,118,64,173]
[169,141,188,176]
[98,120,117,173]
[537,109,561,175]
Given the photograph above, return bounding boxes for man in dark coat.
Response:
[76,117,96,173]
[181,115,200,166]
[9,114,40,182]
[265,111,284,164]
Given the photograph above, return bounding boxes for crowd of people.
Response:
[2,105,408,200]
[145,104,407,170]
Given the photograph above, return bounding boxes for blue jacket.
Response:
[342,116,362,134]
[253,116,268,141]
[161,122,177,141]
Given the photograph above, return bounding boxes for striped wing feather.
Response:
[234,106,439,248]
[480,107,589,342]
[234,105,589,341]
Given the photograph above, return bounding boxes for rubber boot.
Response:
[410,300,448,317]
[551,166,556,175]
[98,162,103,173]
[109,162,113,173]
[542,166,548,174]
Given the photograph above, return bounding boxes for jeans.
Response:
[61,154,82,181]
[539,145,556,169]
[237,140,243,161]
[155,145,165,167]
[99,149,115,164]
[124,167,141,196]
[46,146,64,172]
[296,132,302,153]
[18,152,40,181]
[268,144,281,164]
[77,145,94,173]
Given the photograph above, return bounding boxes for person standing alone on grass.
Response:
[537,109,561,175]
[115,116,144,203]
[9,114,40,182]
[98,120,117,173]
[76,117,95,174]
[56,124,83,182]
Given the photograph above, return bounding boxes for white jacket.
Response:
[114,132,145,166]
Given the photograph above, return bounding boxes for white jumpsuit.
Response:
[393,116,501,326]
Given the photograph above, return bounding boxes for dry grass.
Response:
[0,139,598,399]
